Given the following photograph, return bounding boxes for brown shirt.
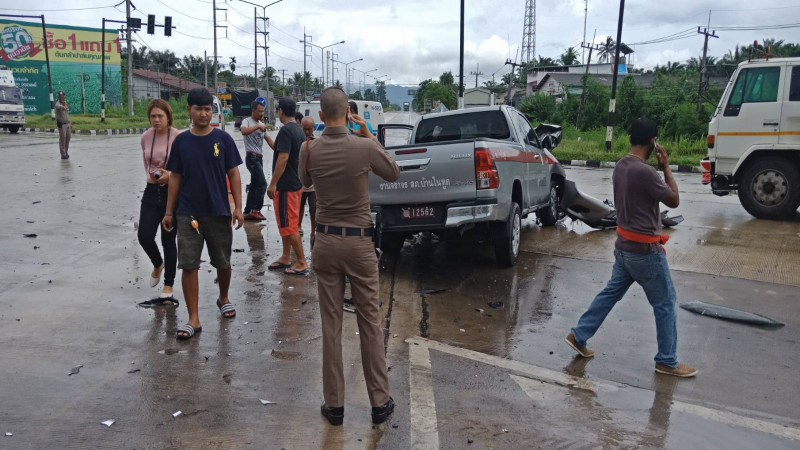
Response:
[299,126,400,228]
[55,100,70,124]
[613,155,673,254]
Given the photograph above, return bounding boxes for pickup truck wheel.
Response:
[379,233,406,255]
[737,157,800,220]
[8,125,20,134]
[538,181,561,226]
[495,203,521,267]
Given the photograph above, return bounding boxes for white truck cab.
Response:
[0,65,25,134]
[297,99,384,136]
[703,56,800,219]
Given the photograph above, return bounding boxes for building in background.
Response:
[132,69,210,100]
[463,87,494,108]
[0,20,121,115]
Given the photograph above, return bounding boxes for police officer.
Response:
[300,87,400,426]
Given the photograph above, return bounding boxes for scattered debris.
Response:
[243,321,249,325]
[101,420,115,427]
[137,297,178,308]
[392,424,398,429]
[5,432,13,437]
[344,306,356,314]
[270,349,301,360]
[22,234,37,238]
[502,428,508,433]
[68,365,83,376]
[344,297,354,304]
[459,329,466,332]
[32,201,41,204]
[475,308,484,313]
[157,349,187,355]
[127,369,141,374]
[223,373,233,384]
[487,301,504,309]
[172,411,182,418]
[260,399,277,405]
[232,248,245,253]
[415,288,446,294]
[355,332,360,335]
[680,301,785,328]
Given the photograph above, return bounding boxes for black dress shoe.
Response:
[321,402,344,426]
[371,397,395,424]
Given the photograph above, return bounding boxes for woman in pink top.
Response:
[139,99,180,299]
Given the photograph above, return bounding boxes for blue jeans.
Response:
[244,153,266,214]
[571,249,679,368]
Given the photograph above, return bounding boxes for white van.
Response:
[702,56,800,219]
[211,95,226,130]
[296,99,384,136]
[0,65,25,134]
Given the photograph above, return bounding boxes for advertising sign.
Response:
[0,20,121,115]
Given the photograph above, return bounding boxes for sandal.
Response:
[268,261,291,270]
[137,297,179,308]
[284,267,310,276]
[176,324,202,340]
[216,298,236,318]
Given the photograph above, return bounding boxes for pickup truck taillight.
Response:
[475,148,499,190]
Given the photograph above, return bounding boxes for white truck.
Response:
[0,65,25,134]
[702,56,800,219]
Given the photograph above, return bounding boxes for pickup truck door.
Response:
[717,64,785,167]
[779,64,800,146]
[512,112,548,206]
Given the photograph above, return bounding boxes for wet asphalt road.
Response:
[0,114,799,449]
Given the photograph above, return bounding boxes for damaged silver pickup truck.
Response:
[370,106,565,266]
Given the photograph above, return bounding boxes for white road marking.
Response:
[408,342,440,449]
[408,337,800,443]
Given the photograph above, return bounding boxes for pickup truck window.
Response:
[513,113,541,148]
[725,66,781,116]
[790,66,800,101]
[415,111,510,143]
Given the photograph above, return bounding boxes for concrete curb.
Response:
[561,159,701,173]
[1,127,148,136]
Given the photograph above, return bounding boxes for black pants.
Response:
[138,183,177,286]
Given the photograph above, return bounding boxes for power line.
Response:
[152,0,210,22]
[0,2,123,11]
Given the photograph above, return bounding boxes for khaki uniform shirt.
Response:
[55,100,70,124]
[299,126,399,229]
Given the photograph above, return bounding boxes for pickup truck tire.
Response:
[495,203,521,267]
[538,181,561,226]
[379,233,406,255]
[737,157,800,220]
[8,125,20,134]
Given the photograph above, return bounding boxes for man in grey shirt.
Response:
[55,91,71,159]
[240,100,269,220]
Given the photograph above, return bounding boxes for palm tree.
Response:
[598,37,615,63]
[535,56,557,67]
[559,47,579,66]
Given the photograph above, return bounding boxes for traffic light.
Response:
[147,15,155,35]
[127,17,141,29]
[164,16,172,37]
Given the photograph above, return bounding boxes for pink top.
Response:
[141,127,180,180]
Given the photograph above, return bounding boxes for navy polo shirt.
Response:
[166,128,243,217]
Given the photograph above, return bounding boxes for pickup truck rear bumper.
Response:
[371,199,502,233]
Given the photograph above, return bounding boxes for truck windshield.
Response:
[415,110,510,143]
[0,86,23,105]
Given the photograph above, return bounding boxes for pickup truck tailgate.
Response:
[369,141,477,205]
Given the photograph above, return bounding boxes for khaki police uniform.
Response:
[299,125,400,408]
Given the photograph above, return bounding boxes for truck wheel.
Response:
[8,125,20,134]
[737,157,800,220]
[379,233,406,255]
[495,202,521,267]
[538,181,562,226]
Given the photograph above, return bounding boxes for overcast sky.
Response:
[4,0,800,86]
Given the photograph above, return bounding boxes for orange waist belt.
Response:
[616,227,669,253]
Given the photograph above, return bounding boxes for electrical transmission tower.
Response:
[520,0,536,64]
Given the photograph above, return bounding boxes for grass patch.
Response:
[551,126,707,167]
[25,96,194,130]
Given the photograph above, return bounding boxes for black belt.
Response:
[316,224,374,237]
[247,152,263,158]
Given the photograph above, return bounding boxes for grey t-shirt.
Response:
[241,116,265,155]
[613,156,673,254]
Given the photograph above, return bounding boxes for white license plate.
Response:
[401,206,437,219]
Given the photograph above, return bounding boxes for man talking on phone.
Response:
[565,117,696,378]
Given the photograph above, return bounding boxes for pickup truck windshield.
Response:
[0,86,23,105]
[415,110,510,143]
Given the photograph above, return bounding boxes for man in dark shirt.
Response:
[267,98,308,275]
[566,118,696,378]
[162,88,244,340]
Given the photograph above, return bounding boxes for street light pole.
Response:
[352,68,377,95]
[342,58,362,95]
[241,0,283,93]
[303,40,345,88]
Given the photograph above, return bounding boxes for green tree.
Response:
[364,88,376,101]
[519,93,557,123]
[351,90,363,100]
[376,81,389,107]
[598,37,615,63]
[439,71,455,87]
[559,48,579,66]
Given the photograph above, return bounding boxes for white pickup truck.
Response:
[702,56,800,219]
[370,105,566,266]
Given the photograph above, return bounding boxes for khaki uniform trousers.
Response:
[312,231,390,408]
[58,123,71,157]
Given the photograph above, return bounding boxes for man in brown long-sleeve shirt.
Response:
[300,87,400,426]
[55,91,71,159]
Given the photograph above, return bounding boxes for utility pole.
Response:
[604,0,625,151]
[204,51,208,87]
[470,63,484,88]
[126,0,133,116]
[302,28,310,98]
[212,0,227,95]
[253,7,258,87]
[577,34,599,130]
[582,0,588,64]
[458,0,465,109]
[696,11,718,113]
[504,58,523,104]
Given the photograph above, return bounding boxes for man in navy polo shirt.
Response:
[162,88,244,340]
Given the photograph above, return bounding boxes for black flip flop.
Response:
[176,324,202,340]
[216,298,236,318]
[138,297,179,308]
[268,261,291,270]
